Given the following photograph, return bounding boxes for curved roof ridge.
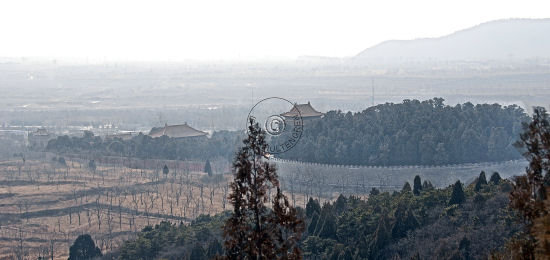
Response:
[281,102,324,118]
[149,123,207,138]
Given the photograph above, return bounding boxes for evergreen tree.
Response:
[422,180,434,190]
[268,187,305,258]
[474,171,487,192]
[474,179,483,192]
[223,118,303,259]
[334,194,347,214]
[206,239,223,258]
[478,171,487,185]
[473,193,485,206]
[449,180,465,205]
[392,204,419,239]
[370,187,380,196]
[318,213,337,239]
[369,213,391,258]
[307,212,320,235]
[402,182,412,192]
[68,234,102,260]
[163,164,169,175]
[403,210,419,233]
[391,205,406,239]
[413,175,422,195]
[489,172,502,184]
[204,159,213,176]
[306,197,321,218]
[510,107,550,258]
[190,243,206,260]
[512,107,550,220]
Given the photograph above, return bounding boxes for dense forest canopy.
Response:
[277,98,528,165]
[45,98,528,166]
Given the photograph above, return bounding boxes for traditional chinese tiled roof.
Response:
[149,123,207,138]
[281,102,324,118]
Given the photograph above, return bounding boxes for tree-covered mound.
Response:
[108,174,522,259]
[278,98,527,165]
[45,99,527,166]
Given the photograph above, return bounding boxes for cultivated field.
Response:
[0,154,233,259]
[0,154,331,260]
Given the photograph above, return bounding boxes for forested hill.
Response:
[277,98,528,166]
[110,175,522,259]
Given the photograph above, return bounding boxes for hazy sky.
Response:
[0,0,548,61]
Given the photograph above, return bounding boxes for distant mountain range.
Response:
[353,18,550,62]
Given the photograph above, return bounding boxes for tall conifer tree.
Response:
[223,118,303,259]
[449,180,465,205]
[413,175,422,195]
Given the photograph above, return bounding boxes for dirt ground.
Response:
[0,157,333,259]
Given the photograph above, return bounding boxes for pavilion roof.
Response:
[281,102,323,118]
[149,123,207,138]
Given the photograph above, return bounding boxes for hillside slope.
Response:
[354,19,550,62]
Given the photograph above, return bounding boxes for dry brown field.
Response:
[0,156,337,260]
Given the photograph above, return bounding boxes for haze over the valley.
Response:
[3,1,550,259]
[354,18,550,62]
[1,19,550,133]
[1,0,550,61]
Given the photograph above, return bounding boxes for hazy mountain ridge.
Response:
[354,18,550,62]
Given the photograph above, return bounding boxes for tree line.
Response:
[105,171,520,259]
[45,99,527,166]
[277,98,528,165]
[45,130,243,162]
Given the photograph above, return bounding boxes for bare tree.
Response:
[16,226,25,260]
[143,197,150,226]
[118,193,126,230]
[222,184,229,210]
[95,196,102,231]
[49,236,55,260]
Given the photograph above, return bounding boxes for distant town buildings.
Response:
[148,123,207,139]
